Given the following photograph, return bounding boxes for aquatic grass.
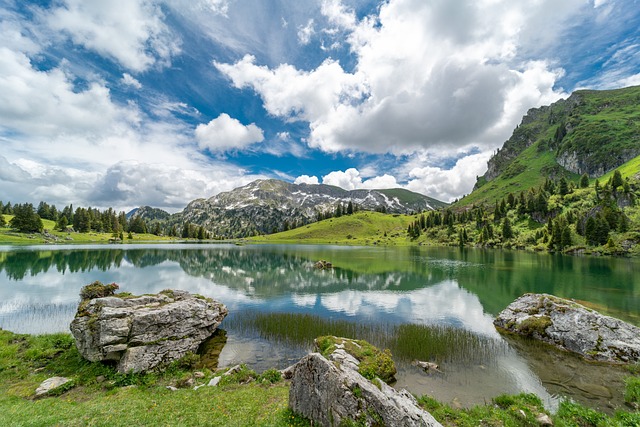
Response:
[226,311,506,365]
[389,323,506,364]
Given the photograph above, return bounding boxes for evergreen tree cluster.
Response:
[406,170,637,253]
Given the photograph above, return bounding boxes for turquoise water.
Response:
[0,243,638,411]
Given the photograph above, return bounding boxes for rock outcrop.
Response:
[70,289,227,373]
[494,293,640,363]
[289,352,441,427]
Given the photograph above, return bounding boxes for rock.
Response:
[95,375,106,383]
[314,260,332,269]
[208,376,221,387]
[35,377,72,397]
[223,365,242,376]
[536,413,553,426]
[289,353,442,427]
[193,371,205,379]
[414,360,440,373]
[494,293,640,363]
[70,288,228,373]
[166,386,178,391]
[280,364,297,380]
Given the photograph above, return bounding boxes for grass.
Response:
[250,211,415,246]
[0,329,309,427]
[1,328,639,426]
[0,215,186,245]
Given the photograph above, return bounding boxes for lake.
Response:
[1,243,638,412]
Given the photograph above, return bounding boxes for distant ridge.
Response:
[145,179,447,238]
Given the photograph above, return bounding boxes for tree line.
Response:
[407,171,636,252]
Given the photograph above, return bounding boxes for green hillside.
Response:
[458,85,640,208]
[250,211,415,246]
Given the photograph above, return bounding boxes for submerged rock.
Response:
[289,353,442,427]
[70,287,227,373]
[494,293,640,363]
[314,260,333,269]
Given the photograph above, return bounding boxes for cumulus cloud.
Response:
[45,0,180,72]
[0,47,131,138]
[89,161,262,210]
[195,113,264,152]
[321,168,399,191]
[294,175,319,185]
[215,0,580,157]
[406,151,493,202]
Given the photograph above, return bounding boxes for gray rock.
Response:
[208,376,221,387]
[35,377,72,397]
[289,353,442,427]
[70,290,227,373]
[494,293,640,363]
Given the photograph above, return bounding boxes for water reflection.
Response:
[0,244,638,412]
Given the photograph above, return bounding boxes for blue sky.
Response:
[1,0,639,212]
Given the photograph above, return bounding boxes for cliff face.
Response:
[477,86,640,187]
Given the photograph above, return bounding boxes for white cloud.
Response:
[215,55,365,129]
[0,47,130,138]
[45,0,180,72]
[121,73,142,89]
[321,168,399,191]
[200,0,230,16]
[195,113,264,152]
[0,21,261,212]
[216,0,581,158]
[294,175,319,185]
[406,151,493,202]
[297,19,315,45]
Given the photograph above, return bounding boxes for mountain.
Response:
[167,179,447,238]
[460,85,640,207]
[127,206,171,221]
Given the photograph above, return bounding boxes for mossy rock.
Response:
[79,281,119,300]
[315,336,397,384]
[515,315,553,337]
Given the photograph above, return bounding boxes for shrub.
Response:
[79,281,119,300]
[258,368,282,384]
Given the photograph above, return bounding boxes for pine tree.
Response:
[0,213,5,227]
[347,201,354,215]
[579,173,589,188]
[56,215,69,232]
[561,226,572,249]
[9,203,44,233]
[502,217,514,240]
[558,177,569,196]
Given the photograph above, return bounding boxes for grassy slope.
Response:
[456,142,580,208]
[0,216,181,245]
[250,211,415,246]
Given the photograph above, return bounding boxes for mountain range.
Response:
[132,85,640,237]
[132,179,447,238]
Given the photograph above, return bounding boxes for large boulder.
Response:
[494,293,640,363]
[70,288,227,373]
[289,350,441,426]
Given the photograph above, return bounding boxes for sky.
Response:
[1,0,639,213]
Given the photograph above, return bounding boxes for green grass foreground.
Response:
[1,329,639,426]
[0,216,186,245]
